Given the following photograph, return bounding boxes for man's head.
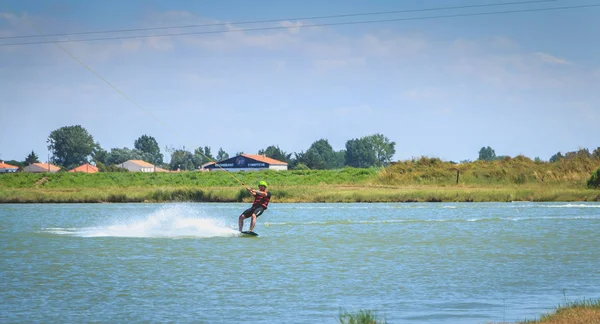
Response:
[258,180,268,190]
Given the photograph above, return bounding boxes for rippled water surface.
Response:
[1,202,599,323]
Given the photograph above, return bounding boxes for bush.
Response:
[588,167,600,189]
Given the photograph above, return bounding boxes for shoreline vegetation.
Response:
[1,157,599,203]
[341,298,600,323]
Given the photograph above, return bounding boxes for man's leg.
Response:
[238,214,245,232]
[248,207,264,232]
[249,214,257,232]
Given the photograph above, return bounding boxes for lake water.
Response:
[1,202,599,323]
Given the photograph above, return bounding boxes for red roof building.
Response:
[69,163,99,173]
[0,161,19,173]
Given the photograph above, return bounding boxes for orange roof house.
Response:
[69,163,99,173]
[0,161,19,173]
[203,154,288,172]
[23,162,61,173]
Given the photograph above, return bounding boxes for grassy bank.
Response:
[502,298,600,324]
[518,298,600,324]
[1,158,599,203]
[1,183,598,204]
[341,298,600,324]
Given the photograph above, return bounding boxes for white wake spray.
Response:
[45,205,241,238]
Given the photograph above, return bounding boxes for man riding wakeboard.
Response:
[238,180,271,233]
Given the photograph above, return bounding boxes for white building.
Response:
[116,160,156,172]
[23,162,60,173]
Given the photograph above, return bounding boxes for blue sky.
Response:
[1,0,599,164]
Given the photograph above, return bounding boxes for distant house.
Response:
[0,161,19,173]
[23,162,61,173]
[203,154,288,172]
[116,160,156,172]
[69,163,99,173]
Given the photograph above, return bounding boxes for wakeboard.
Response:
[241,231,258,237]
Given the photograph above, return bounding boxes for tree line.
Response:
[6,125,396,171]
[6,125,598,173]
[476,146,600,163]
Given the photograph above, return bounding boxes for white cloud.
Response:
[280,21,303,34]
[0,12,19,25]
[533,52,572,65]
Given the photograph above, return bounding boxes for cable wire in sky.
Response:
[1,3,598,47]
[1,0,558,40]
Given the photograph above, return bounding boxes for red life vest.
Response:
[252,191,271,209]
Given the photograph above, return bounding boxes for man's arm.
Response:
[254,190,267,197]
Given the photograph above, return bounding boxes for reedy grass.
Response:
[380,156,600,187]
[338,309,387,324]
[1,184,598,203]
[516,298,600,324]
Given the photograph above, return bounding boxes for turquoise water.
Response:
[1,202,599,323]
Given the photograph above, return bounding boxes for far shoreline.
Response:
[2,185,599,204]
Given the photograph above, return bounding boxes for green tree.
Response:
[25,150,39,165]
[345,137,377,168]
[204,146,214,161]
[549,152,564,163]
[216,147,229,161]
[294,139,344,169]
[365,134,396,167]
[309,139,335,169]
[93,147,109,164]
[170,149,195,170]
[478,146,496,161]
[47,125,97,168]
[593,147,600,160]
[106,147,143,165]
[333,150,346,168]
[292,140,345,169]
[96,161,129,172]
[344,134,395,168]
[192,146,215,168]
[134,135,163,165]
[105,147,143,165]
[294,149,323,169]
[258,145,292,163]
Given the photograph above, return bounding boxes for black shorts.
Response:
[242,206,265,218]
